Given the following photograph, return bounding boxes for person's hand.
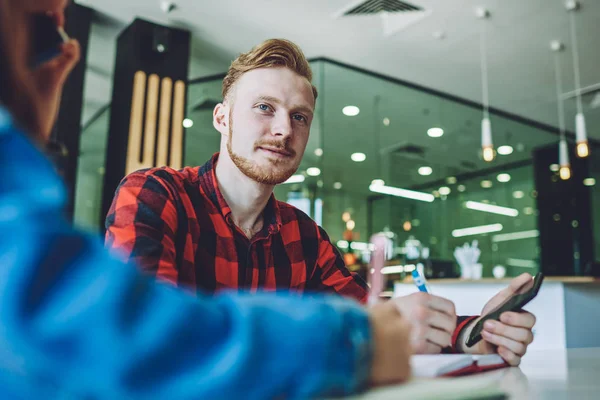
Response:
[391,292,457,354]
[368,300,412,386]
[29,11,80,138]
[459,273,536,366]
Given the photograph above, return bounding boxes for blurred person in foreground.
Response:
[0,1,413,398]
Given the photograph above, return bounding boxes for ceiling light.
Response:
[427,127,444,138]
[497,173,511,183]
[346,220,356,230]
[481,180,493,188]
[432,190,440,198]
[492,230,539,242]
[342,212,351,222]
[306,167,321,177]
[513,191,525,199]
[418,166,433,176]
[550,164,560,172]
[439,186,451,196]
[584,178,596,186]
[457,185,466,192]
[371,179,385,186]
[523,207,534,215]
[452,223,503,238]
[182,118,194,128]
[382,265,404,274]
[342,105,360,116]
[383,117,390,126]
[317,180,323,188]
[369,184,435,203]
[314,148,323,157]
[466,201,519,217]
[333,182,343,190]
[506,258,537,268]
[351,152,366,162]
[283,174,305,184]
[497,145,514,155]
[446,176,457,184]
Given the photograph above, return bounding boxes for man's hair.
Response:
[222,38,318,102]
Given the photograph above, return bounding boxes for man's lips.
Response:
[259,146,293,157]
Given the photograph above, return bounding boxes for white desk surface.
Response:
[352,348,600,400]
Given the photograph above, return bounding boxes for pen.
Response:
[412,269,430,293]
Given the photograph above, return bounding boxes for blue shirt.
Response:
[0,106,372,399]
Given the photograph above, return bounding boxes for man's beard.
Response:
[227,115,299,185]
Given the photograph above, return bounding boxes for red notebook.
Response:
[411,354,509,378]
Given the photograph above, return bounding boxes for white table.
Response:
[352,348,600,399]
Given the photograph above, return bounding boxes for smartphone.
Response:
[30,13,69,68]
[466,272,544,348]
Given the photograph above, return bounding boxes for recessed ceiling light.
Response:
[183,118,194,128]
[584,178,596,186]
[418,166,433,176]
[439,186,451,196]
[497,173,511,183]
[346,220,356,230]
[333,182,343,190]
[314,148,323,157]
[432,190,440,198]
[383,117,390,126]
[306,167,321,176]
[342,105,360,116]
[513,190,525,199]
[457,184,466,192]
[481,180,493,188]
[550,164,560,172]
[497,145,514,155]
[351,152,366,162]
[524,207,534,215]
[446,176,457,184]
[427,127,444,138]
[371,179,385,186]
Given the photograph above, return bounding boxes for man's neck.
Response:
[214,151,274,232]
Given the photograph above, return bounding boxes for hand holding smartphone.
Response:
[466,272,544,348]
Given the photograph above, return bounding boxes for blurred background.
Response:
[66,0,600,289]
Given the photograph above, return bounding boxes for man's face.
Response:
[224,67,315,185]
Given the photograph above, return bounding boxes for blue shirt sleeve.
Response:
[0,112,372,399]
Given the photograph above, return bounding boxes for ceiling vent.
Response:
[334,0,431,36]
[342,0,422,16]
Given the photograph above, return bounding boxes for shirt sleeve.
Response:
[308,226,369,304]
[105,171,180,285]
[0,128,374,399]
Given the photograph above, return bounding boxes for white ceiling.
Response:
[78,0,600,136]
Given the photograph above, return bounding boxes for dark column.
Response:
[100,19,191,228]
[50,3,93,217]
[533,142,596,276]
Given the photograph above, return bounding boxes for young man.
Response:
[106,39,536,365]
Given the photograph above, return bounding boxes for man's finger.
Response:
[427,309,456,335]
[497,346,522,367]
[427,295,456,317]
[483,320,533,345]
[424,327,452,348]
[481,330,527,356]
[500,311,536,329]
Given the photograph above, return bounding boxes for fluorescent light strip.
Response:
[465,201,519,217]
[283,174,305,184]
[336,240,374,251]
[370,184,435,203]
[382,265,404,274]
[506,258,537,268]
[452,223,503,238]
[492,230,539,243]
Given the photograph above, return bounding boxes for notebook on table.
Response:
[412,354,508,378]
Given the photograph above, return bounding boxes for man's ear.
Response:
[213,102,229,137]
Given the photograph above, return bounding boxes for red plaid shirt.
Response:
[105,153,368,303]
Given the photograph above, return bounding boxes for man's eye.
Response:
[293,114,307,122]
[258,104,271,111]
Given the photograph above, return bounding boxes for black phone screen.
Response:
[30,14,65,67]
[466,272,544,348]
